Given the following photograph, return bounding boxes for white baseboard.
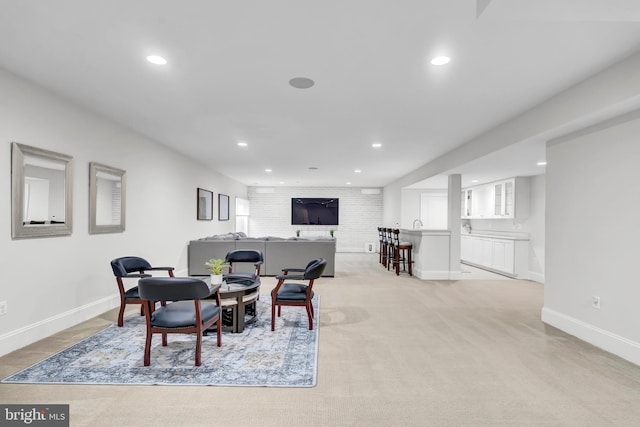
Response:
[0,295,119,358]
[528,271,545,284]
[541,307,640,366]
[338,248,374,253]
[415,269,453,280]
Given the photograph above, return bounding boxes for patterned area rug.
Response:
[2,297,319,387]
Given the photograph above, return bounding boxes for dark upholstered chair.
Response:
[110,256,175,327]
[138,277,222,366]
[223,249,264,324]
[223,249,263,285]
[271,258,326,331]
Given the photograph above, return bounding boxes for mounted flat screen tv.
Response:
[291,198,339,225]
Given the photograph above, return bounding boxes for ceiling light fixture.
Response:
[430,56,451,66]
[471,179,479,183]
[237,141,248,147]
[265,169,272,172]
[372,142,382,148]
[346,182,351,185]
[289,77,315,89]
[354,169,361,173]
[537,161,547,166]
[146,55,167,65]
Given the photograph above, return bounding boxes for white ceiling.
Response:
[1,1,640,188]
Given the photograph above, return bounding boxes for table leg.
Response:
[236,297,246,333]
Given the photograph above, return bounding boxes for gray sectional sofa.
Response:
[188,232,336,277]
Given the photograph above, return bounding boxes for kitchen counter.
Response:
[460,232,529,278]
[462,231,530,241]
[399,229,460,280]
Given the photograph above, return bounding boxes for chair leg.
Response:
[143,330,153,366]
[216,316,222,347]
[395,249,400,275]
[195,331,202,366]
[162,333,167,346]
[271,300,276,331]
[118,303,125,327]
[306,303,313,330]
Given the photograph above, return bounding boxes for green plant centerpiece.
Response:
[205,258,229,285]
[295,229,301,237]
[329,229,334,237]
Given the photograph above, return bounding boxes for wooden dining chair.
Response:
[271,258,326,331]
[138,277,222,367]
[110,256,175,327]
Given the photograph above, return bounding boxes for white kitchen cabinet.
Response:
[461,234,528,278]
[461,177,529,219]
[461,189,472,218]
[491,239,515,273]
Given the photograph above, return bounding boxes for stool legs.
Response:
[393,245,413,276]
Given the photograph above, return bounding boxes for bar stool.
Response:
[385,228,395,270]
[378,227,387,266]
[389,229,413,276]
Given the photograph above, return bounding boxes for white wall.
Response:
[248,186,382,252]
[0,69,247,356]
[400,188,448,229]
[528,174,546,282]
[542,110,640,365]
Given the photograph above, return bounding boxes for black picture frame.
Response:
[197,188,213,220]
[218,194,229,221]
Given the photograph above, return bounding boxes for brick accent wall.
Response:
[248,186,382,252]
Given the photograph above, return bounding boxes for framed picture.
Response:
[218,194,230,221]
[197,188,213,220]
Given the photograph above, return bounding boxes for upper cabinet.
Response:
[461,177,529,219]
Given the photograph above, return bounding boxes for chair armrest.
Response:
[275,274,305,281]
[146,267,175,272]
[281,268,305,273]
[207,284,222,306]
[124,273,152,278]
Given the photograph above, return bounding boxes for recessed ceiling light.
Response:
[372,142,382,148]
[237,141,248,147]
[471,179,479,183]
[265,169,272,173]
[346,182,351,185]
[354,169,361,173]
[537,161,547,166]
[146,55,167,65]
[430,56,451,66]
[289,77,315,89]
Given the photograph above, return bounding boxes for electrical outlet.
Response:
[592,296,601,309]
[0,301,7,316]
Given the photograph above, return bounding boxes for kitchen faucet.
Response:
[413,219,423,229]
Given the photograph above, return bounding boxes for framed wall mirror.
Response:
[11,142,73,239]
[89,162,126,234]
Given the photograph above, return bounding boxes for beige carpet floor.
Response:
[2,253,640,426]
